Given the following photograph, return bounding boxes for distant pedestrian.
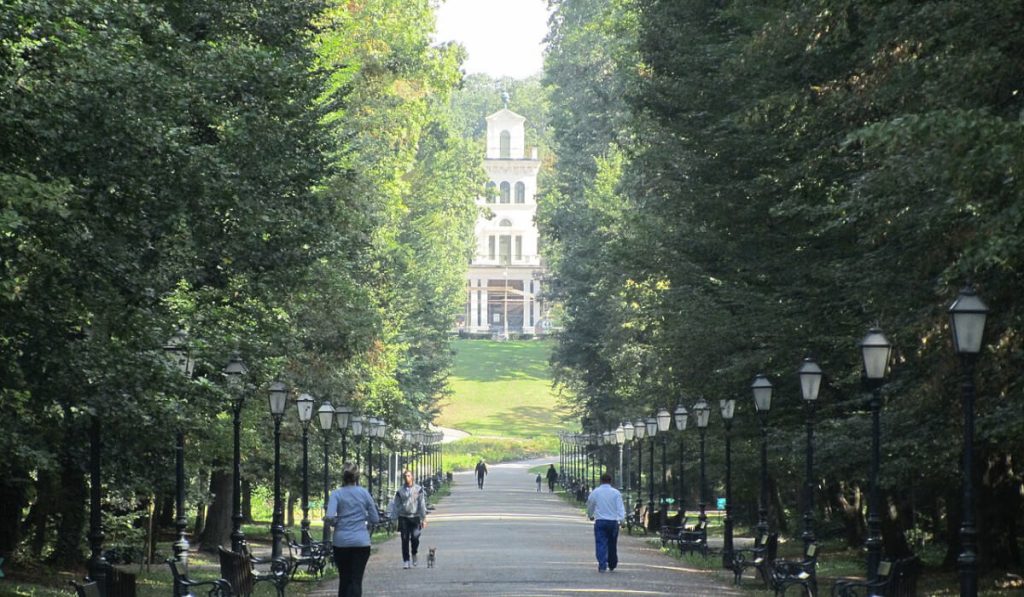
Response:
[475,459,488,489]
[389,470,428,568]
[585,471,625,573]
[326,462,379,597]
[546,464,558,493]
[535,473,543,492]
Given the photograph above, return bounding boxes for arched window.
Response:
[499,182,511,204]
[499,131,511,158]
[514,182,526,203]
[485,181,496,203]
[499,219,513,227]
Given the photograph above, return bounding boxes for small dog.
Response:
[426,547,436,568]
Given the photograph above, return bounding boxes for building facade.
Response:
[462,108,549,337]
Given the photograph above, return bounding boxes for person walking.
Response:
[546,463,558,493]
[585,471,625,573]
[389,470,428,568]
[535,473,543,492]
[325,462,380,597]
[474,459,488,489]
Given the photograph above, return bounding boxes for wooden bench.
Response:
[167,558,232,597]
[770,542,818,596]
[730,532,779,586]
[283,531,328,579]
[831,555,921,597]
[218,545,288,597]
[71,566,137,597]
[676,518,709,557]
[658,510,687,547]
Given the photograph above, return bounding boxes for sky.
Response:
[433,0,552,79]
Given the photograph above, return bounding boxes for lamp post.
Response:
[799,358,823,553]
[673,405,688,514]
[335,404,352,462]
[375,419,387,505]
[623,422,634,494]
[720,398,736,569]
[634,419,646,507]
[317,401,334,544]
[268,381,289,560]
[949,285,988,597]
[364,417,377,497]
[860,328,892,580]
[646,416,658,525]
[694,398,710,527]
[656,408,671,525]
[164,330,196,572]
[296,392,315,550]
[351,415,364,468]
[223,353,249,553]
[615,424,626,489]
[751,373,773,538]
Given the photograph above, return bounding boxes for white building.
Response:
[462,108,549,337]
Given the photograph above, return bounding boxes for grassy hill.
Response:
[438,338,568,469]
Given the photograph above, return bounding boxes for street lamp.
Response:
[798,358,823,552]
[268,380,289,560]
[615,424,626,489]
[751,373,773,538]
[623,422,635,495]
[860,328,892,580]
[223,353,249,553]
[375,419,387,504]
[949,285,988,597]
[720,398,736,570]
[634,419,646,507]
[693,398,710,527]
[317,401,334,544]
[296,392,315,549]
[645,416,658,527]
[351,415,364,468]
[656,408,671,525]
[164,330,195,570]
[673,404,688,514]
[335,404,352,462]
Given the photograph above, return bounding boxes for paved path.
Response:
[311,458,742,596]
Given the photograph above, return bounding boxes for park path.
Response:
[310,458,743,596]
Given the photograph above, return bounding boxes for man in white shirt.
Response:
[585,471,626,572]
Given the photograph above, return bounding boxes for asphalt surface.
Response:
[310,457,744,596]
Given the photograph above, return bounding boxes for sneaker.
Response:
[403,561,411,569]
[412,554,418,567]
[598,566,607,573]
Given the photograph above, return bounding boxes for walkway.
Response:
[311,458,742,596]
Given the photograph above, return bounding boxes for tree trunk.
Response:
[768,476,789,534]
[157,492,174,528]
[193,468,209,537]
[242,480,253,524]
[286,491,296,528]
[830,480,864,548]
[0,464,29,563]
[48,418,87,567]
[880,491,913,559]
[197,468,232,554]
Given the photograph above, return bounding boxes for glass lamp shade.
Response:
[623,421,635,441]
[350,415,364,437]
[317,402,334,430]
[603,430,612,445]
[296,393,315,423]
[633,419,647,440]
[268,381,289,416]
[222,353,248,389]
[860,328,892,380]
[720,398,736,421]
[673,404,688,431]
[656,408,671,432]
[376,419,387,438]
[751,374,773,412]
[799,358,823,402]
[645,417,658,438]
[164,330,195,377]
[694,398,711,428]
[949,286,989,355]
[334,404,352,430]
[615,424,626,444]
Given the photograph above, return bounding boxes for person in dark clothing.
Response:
[546,464,558,493]
[389,470,428,568]
[475,459,488,489]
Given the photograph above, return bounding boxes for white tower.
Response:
[463,108,548,337]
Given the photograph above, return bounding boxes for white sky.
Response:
[433,0,552,79]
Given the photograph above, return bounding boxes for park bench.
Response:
[69,580,101,597]
[831,555,921,597]
[770,542,818,596]
[71,565,137,597]
[625,500,647,535]
[676,517,709,557]
[373,508,396,536]
[166,558,232,597]
[283,531,329,579]
[729,531,779,586]
[658,508,687,546]
[218,545,288,597]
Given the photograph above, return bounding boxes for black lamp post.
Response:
[673,405,688,514]
[223,353,249,553]
[646,416,658,524]
[656,408,671,525]
[719,398,736,569]
[335,404,352,463]
[364,417,376,499]
[351,415,364,468]
[860,328,892,580]
[317,401,334,544]
[751,373,773,538]
[615,424,626,489]
[164,330,196,571]
[375,419,388,505]
[268,381,289,560]
[798,358,823,553]
[693,398,710,527]
[634,419,646,507]
[622,422,634,494]
[949,285,988,597]
[296,392,314,550]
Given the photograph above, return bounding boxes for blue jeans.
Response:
[593,519,619,571]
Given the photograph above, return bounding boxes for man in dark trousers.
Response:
[585,471,625,573]
[546,463,558,493]
[474,459,488,489]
